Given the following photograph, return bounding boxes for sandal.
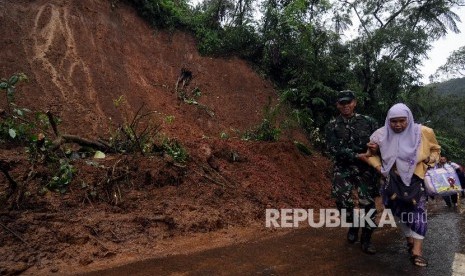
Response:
[410,255,428,267]
[406,242,414,255]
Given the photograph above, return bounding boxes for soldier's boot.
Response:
[360,228,376,254]
[347,227,359,244]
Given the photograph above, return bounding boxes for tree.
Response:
[189,0,261,58]
[337,0,463,120]
[126,0,191,28]
[259,0,347,115]
[431,45,465,82]
[404,85,465,164]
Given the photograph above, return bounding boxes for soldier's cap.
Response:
[337,90,356,103]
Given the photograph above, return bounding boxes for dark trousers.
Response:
[443,194,458,207]
[443,191,464,207]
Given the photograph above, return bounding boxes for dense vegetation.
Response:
[123,0,465,162]
[431,77,465,95]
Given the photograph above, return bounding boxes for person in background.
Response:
[457,164,465,198]
[437,156,464,207]
[360,103,440,267]
[325,90,379,254]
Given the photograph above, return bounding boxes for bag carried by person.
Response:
[424,165,463,196]
[384,170,422,205]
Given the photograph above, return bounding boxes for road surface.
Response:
[80,198,465,276]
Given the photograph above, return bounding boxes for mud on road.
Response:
[81,198,465,276]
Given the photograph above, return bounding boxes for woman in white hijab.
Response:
[361,103,440,267]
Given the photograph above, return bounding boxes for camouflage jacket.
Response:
[325,113,378,167]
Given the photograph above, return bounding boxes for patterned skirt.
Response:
[381,173,428,237]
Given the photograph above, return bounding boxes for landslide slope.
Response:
[0,0,333,274]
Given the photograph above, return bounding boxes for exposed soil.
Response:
[0,0,334,275]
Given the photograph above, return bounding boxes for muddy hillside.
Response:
[0,0,333,275]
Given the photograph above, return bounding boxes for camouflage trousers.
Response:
[331,164,379,230]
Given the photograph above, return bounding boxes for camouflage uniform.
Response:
[325,113,379,230]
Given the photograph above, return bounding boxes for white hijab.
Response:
[370,103,421,186]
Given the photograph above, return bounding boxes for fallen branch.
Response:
[52,134,109,151]
[201,160,236,185]
[46,110,59,138]
[0,160,18,196]
[191,159,235,188]
[191,167,227,187]
[44,107,162,154]
[45,111,112,152]
[0,221,29,245]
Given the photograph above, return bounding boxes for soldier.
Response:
[324,90,379,254]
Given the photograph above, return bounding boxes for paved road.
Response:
[81,198,465,276]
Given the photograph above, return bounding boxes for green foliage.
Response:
[0,73,48,144]
[162,137,189,163]
[242,118,280,141]
[217,25,262,59]
[179,89,215,117]
[125,0,191,29]
[0,72,28,104]
[164,115,175,124]
[0,106,34,143]
[0,73,78,197]
[192,87,202,98]
[109,102,162,155]
[191,22,261,59]
[109,123,156,154]
[432,46,465,81]
[220,132,229,139]
[436,132,465,165]
[294,140,312,156]
[194,26,224,56]
[109,99,189,163]
[186,0,261,59]
[242,100,281,142]
[113,95,126,107]
[337,0,459,119]
[402,85,465,166]
[280,88,330,148]
[47,159,76,193]
[429,77,465,96]
[25,134,49,163]
[125,0,464,153]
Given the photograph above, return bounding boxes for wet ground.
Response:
[80,198,465,276]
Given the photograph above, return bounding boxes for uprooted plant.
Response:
[0,74,64,206]
[108,99,162,155]
[109,96,189,162]
[0,74,75,205]
[242,99,281,142]
[160,136,189,163]
[0,74,192,209]
[0,73,34,144]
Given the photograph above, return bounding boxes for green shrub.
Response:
[242,118,281,141]
[162,137,188,163]
[436,132,465,165]
[126,0,190,29]
[47,159,76,193]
